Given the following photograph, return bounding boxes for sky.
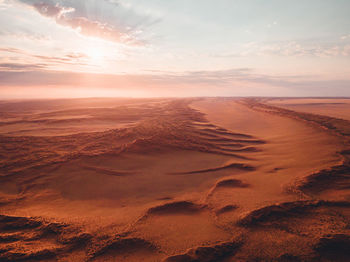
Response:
[0,0,350,98]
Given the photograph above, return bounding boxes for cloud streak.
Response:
[0,47,90,69]
[1,68,349,97]
[18,0,159,44]
[213,39,350,58]
[0,62,46,71]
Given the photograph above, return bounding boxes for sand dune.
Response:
[0,214,92,261]
[266,98,350,121]
[215,205,239,215]
[238,200,350,227]
[168,163,255,175]
[215,178,250,189]
[1,97,350,261]
[296,165,350,195]
[90,237,158,261]
[162,239,242,262]
[79,165,134,177]
[144,201,205,216]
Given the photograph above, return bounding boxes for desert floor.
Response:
[1,97,350,261]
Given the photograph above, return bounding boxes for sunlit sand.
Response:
[1,97,350,261]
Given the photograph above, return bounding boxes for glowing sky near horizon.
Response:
[0,0,350,98]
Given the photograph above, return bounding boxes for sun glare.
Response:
[82,38,113,67]
[86,46,105,62]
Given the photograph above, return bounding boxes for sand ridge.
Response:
[1,97,350,261]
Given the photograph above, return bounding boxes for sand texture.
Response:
[1,97,350,261]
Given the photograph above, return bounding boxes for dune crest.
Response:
[1,97,350,261]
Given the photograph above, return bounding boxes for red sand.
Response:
[1,97,350,261]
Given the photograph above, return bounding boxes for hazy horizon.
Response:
[2,95,350,101]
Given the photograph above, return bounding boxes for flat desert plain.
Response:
[1,97,350,261]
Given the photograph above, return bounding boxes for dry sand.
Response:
[265,97,350,121]
[0,97,350,261]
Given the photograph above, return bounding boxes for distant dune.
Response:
[1,97,350,261]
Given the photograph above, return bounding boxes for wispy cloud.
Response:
[213,38,350,58]
[0,62,46,71]
[1,68,349,97]
[0,46,90,69]
[341,34,350,40]
[17,0,160,44]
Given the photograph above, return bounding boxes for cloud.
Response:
[341,34,350,40]
[0,62,46,71]
[0,47,26,54]
[33,53,88,63]
[1,68,349,97]
[213,39,350,58]
[32,1,70,17]
[0,47,90,70]
[145,69,350,94]
[343,45,350,56]
[17,0,159,44]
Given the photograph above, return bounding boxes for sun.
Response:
[83,39,110,66]
[88,47,104,61]
[86,46,105,63]
[80,38,122,71]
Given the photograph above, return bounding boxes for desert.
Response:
[1,1,350,261]
[1,97,350,261]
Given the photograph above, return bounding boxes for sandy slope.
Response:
[265,98,350,121]
[0,97,350,261]
[192,98,342,211]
